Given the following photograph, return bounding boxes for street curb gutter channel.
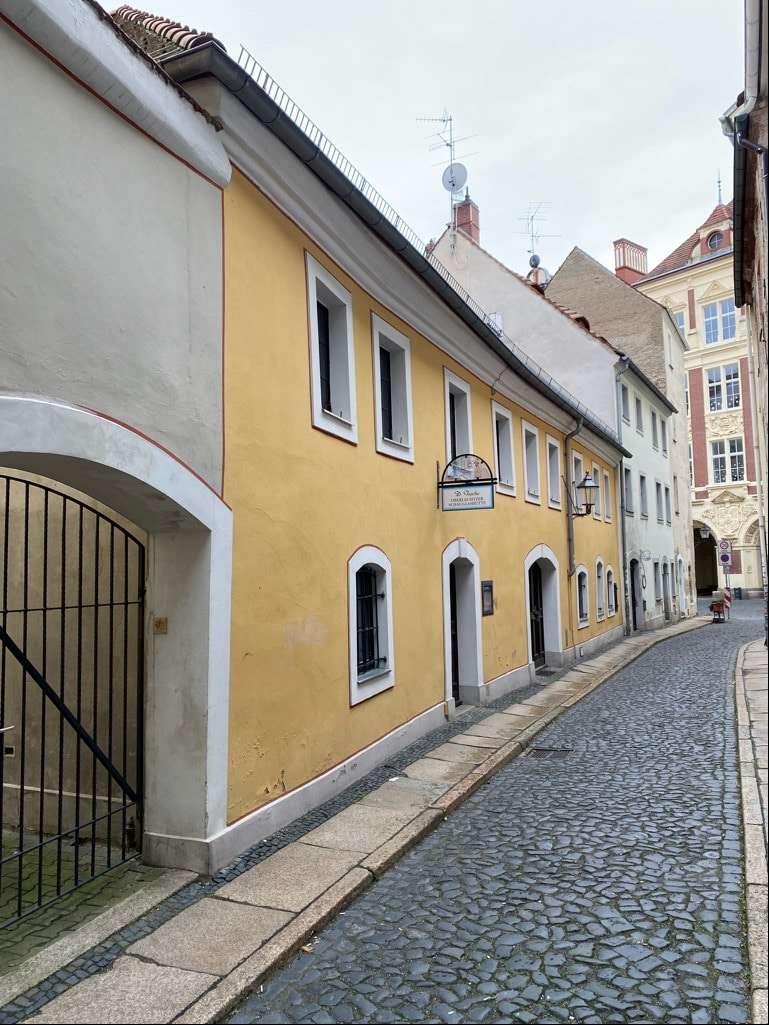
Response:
[734,640,769,1025]
[173,616,710,1025]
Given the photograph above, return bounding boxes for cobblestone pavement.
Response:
[229,609,763,1025]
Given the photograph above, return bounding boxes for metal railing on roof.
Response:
[237,44,619,445]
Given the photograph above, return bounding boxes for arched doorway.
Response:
[693,522,718,594]
[0,395,233,883]
[524,544,562,670]
[442,539,483,706]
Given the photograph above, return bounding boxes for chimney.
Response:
[453,189,480,244]
[613,238,648,284]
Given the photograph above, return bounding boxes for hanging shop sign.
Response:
[437,454,496,512]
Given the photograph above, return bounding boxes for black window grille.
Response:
[380,347,393,440]
[356,566,385,675]
[317,301,331,411]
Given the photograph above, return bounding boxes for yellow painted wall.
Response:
[223,169,621,822]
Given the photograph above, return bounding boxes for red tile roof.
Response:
[111,5,224,53]
[642,200,733,278]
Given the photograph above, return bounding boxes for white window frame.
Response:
[653,561,662,601]
[348,545,394,706]
[444,369,473,464]
[724,362,741,409]
[603,471,612,522]
[606,566,616,616]
[711,439,727,484]
[664,485,672,524]
[661,417,668,456]
[639,473,649,519]
[372,314,414,462]
[655,480,664,522]
[491,401,516,497]
[306,253,357,443]
[651,410,659,450]
[729,436,746,482]
[673,310,686,338]
[624,466,634,514]
[621,383,630,423]
[521,420,541,504]
[576,565,590,627]
[673,475,680,515]
[592,463,602,519]
[595,558,605,620]
[572,452,584,513]
[635,395,644,434]
[546,435,561,508]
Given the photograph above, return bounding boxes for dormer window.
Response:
[707,231,723,252]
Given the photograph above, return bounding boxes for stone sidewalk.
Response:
[735,637,768,1023]
[12,617,708,1025]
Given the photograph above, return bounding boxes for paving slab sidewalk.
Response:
[735,637,768,1024]
[21,616,708,1025]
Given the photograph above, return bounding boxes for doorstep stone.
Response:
[216,842,362,912]
[22,955,216,1023]
[300,804,418,854]
[404,756,478,784]
[431,741,485,764]
[128,898,291,976]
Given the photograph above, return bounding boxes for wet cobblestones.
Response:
[228,615,761,1025]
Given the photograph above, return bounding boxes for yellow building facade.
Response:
[222,169,623,825]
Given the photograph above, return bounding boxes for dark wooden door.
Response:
[449,562,460,703]
[529,563,546,668]
[630,560,639,630]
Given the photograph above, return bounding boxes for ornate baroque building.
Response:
[633,203,763,596]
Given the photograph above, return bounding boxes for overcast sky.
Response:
[152,0,742,276]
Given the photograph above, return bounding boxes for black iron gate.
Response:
[0,474,145,927]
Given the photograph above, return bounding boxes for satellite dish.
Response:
[442,162,467,194]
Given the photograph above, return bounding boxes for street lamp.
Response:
[575,473,599,517]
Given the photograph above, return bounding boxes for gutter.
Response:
[161,42,632,460]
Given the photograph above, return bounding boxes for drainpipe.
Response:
[615,357,632,635]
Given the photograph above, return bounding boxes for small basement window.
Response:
[372,315,413,462]
[306,253,357,443]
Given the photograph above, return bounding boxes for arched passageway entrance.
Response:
[694,523,718,594]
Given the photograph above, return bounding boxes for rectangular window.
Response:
[654,562,662,600]
[639,474,649,518]
[307,254,357,443]
[721,298,736,340]
[661,418,668,455]
[547,436,561,507]
[592,463,602,518]
[729,437,745,482]
[651,410,659,449]
[673,309,686,338]
[704,302,720,344]
[373,316,413,461]
[664,485,671,524]
[356,566,382,675]
[624,466,633,513]
[673,475,680,514]
[635,396,644,433]
[712,440,727,483]
[708,366,723,410]
[603,471,612,521]
[689,443,693,485]
[444,369,472,465]
[725,363,740,408]
[522,421,541,503]
[621,383,630,423]
[655,481,663,522]
[492,401,515,496]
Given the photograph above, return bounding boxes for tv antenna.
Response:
[418,111,478,226]
[514,201,560,256]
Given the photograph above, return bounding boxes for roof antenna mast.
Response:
[717,169,723,204]
[417,111,477,227]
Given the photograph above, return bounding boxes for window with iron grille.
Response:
[577,568,589,624]
[356,566,384,675]
[348,546,393,705]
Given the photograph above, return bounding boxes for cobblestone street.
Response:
[229,608,763,1025]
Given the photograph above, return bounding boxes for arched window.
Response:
[576,565,589,626]
[595,560,605,619]
[606,567,616,615]
[348,546,394,705]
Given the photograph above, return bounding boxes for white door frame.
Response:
[441,538,484,704]
[523,543,563,666]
